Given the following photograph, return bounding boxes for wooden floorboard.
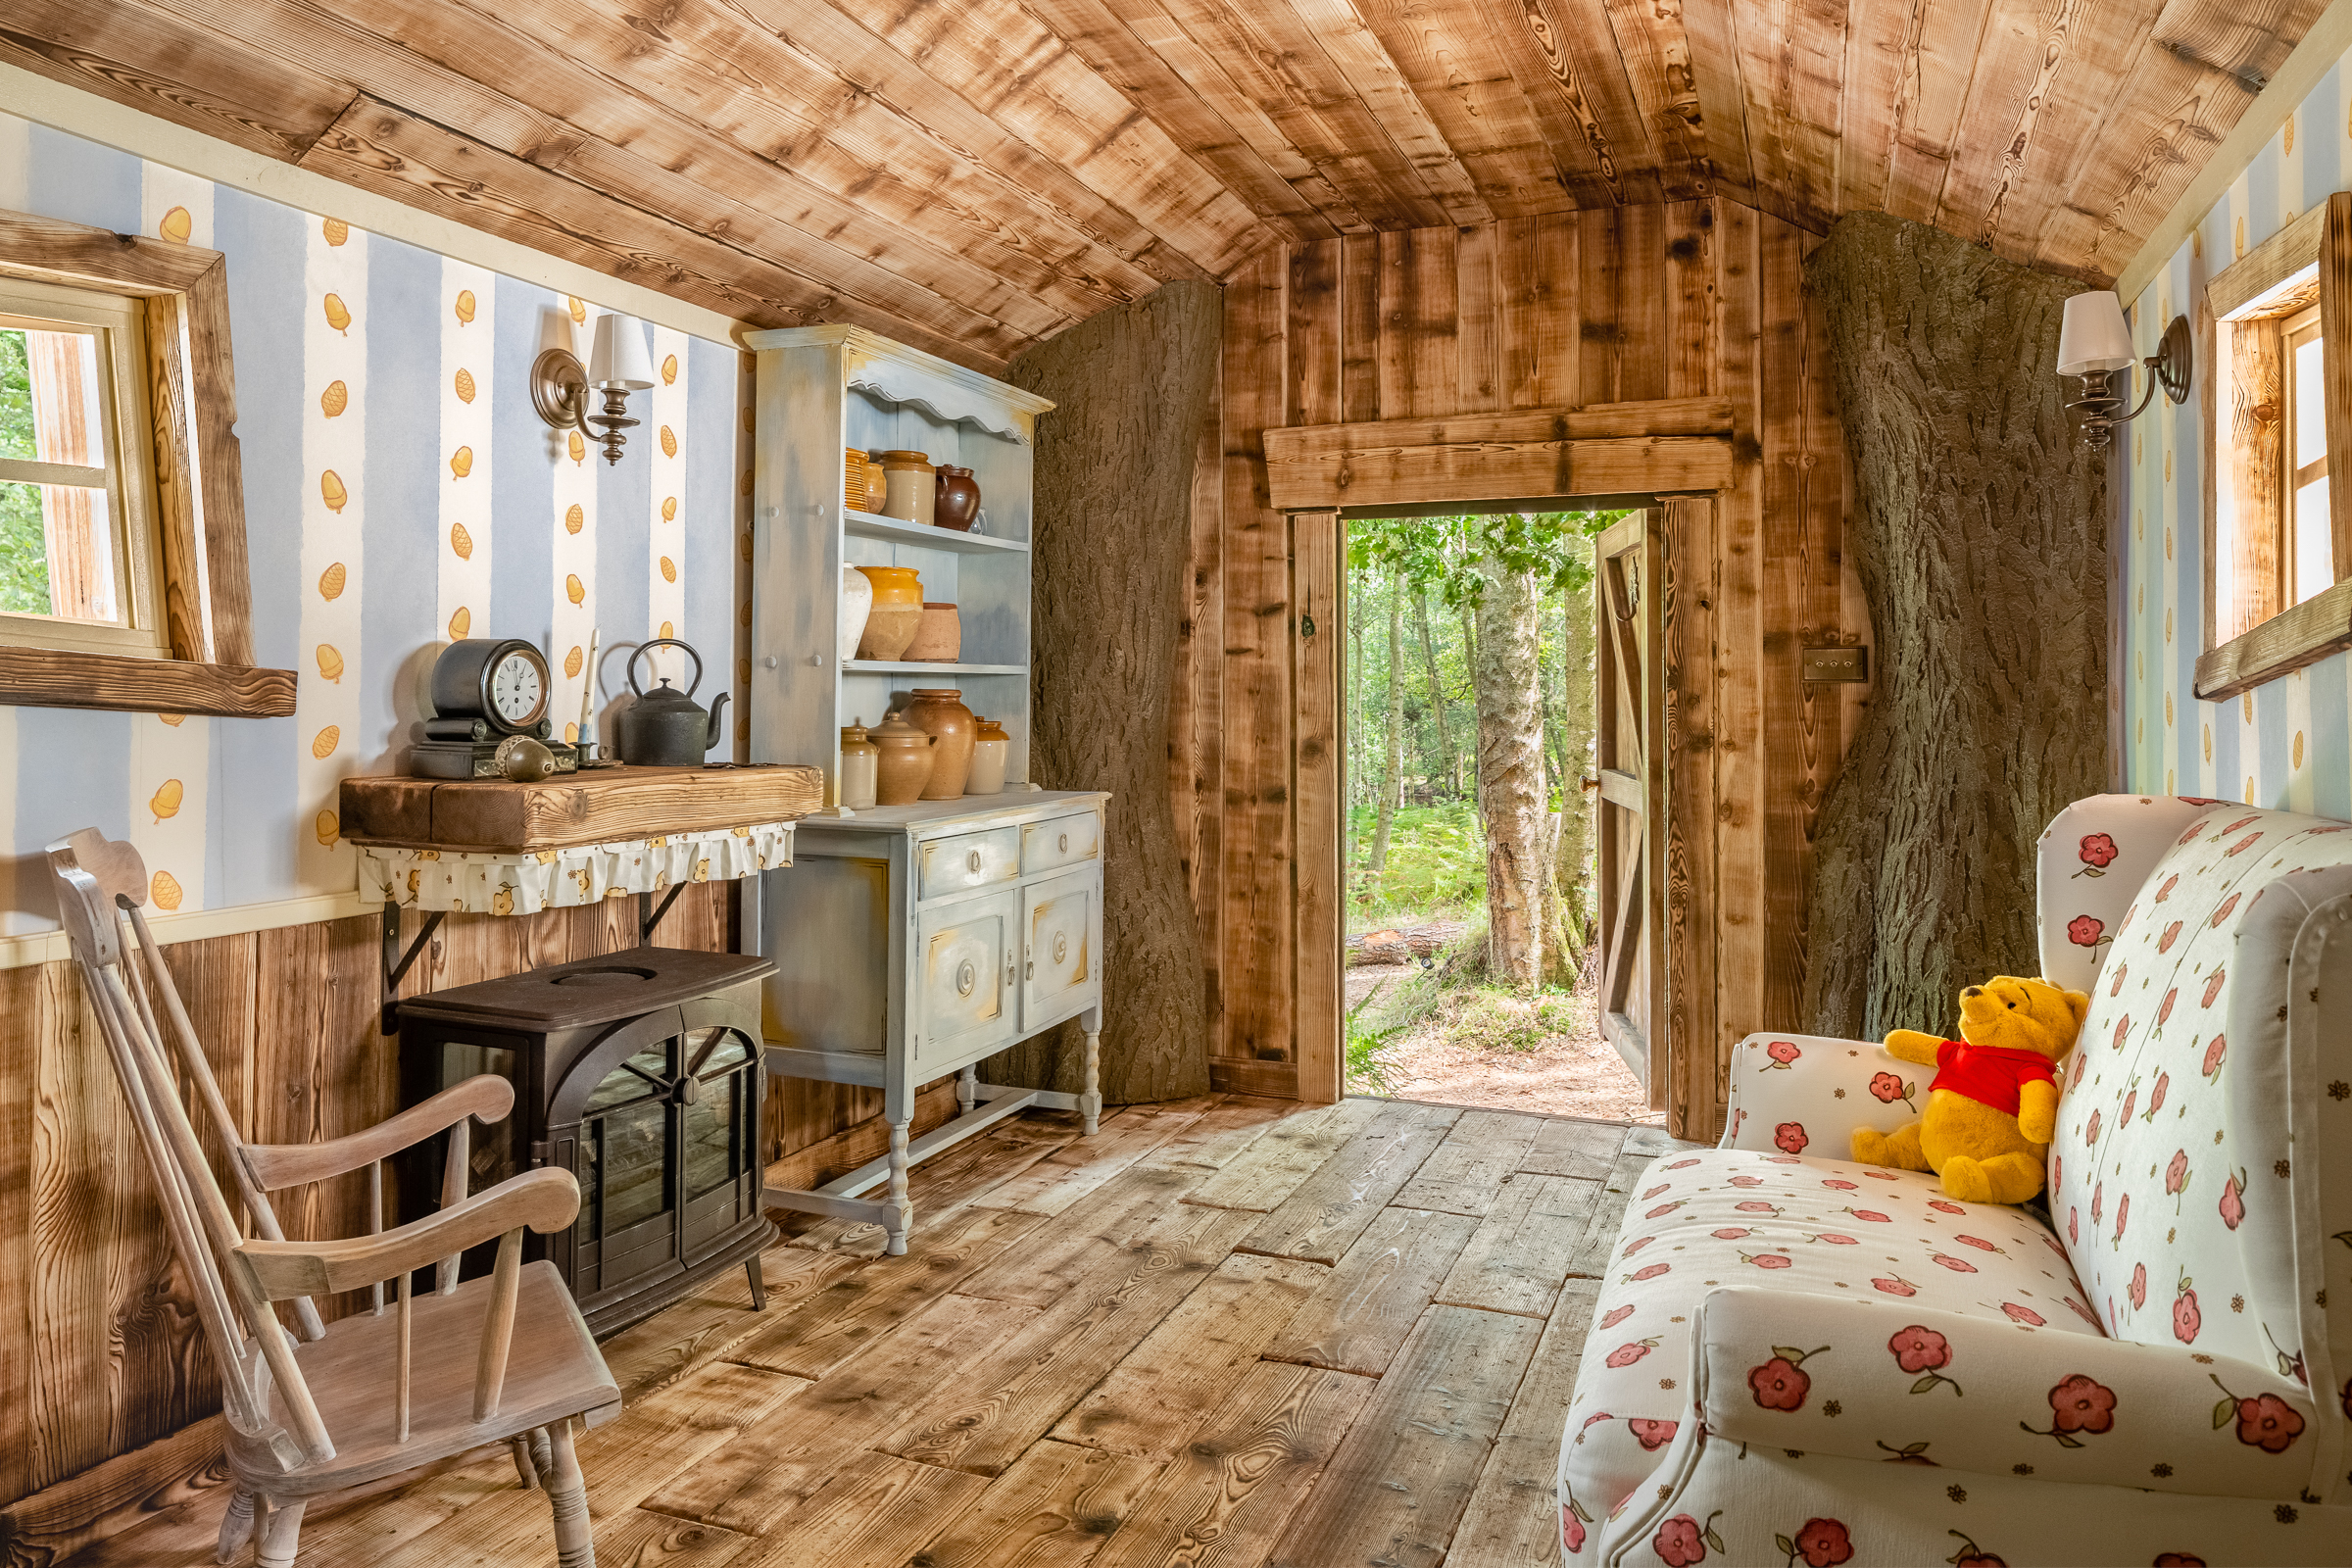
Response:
[74,1099,1699,1568]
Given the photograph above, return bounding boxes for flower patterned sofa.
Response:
[1557,796,2352,1565]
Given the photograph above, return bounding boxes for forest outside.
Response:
[1342,511,1658,1123]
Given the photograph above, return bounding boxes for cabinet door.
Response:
[915,890,1016,1066]
[1020,868,1101,1034]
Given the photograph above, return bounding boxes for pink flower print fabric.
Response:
[1720,1033,1929,1158]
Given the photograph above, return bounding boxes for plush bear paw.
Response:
[1851,1127,1891,1165]
[1939,1154,1992,1204]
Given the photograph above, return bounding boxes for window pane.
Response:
[0,326,104,468]
[2297,334,2329,469]
[0,479,114,619]
[2295,477,2334,605]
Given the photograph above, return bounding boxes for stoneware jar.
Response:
[869,710,936,806]
[854,564,923,661]
[838,564,873,662]
[838,720,878,810]
[878,450,935,524]
[902,602,960,662]
[934,465,981,532]
[904,688,975,799]
[965,714,1008,795]
[861,453,888,513]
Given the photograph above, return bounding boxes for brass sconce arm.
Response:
[531,347,637,466]
[2066,314,2193,452]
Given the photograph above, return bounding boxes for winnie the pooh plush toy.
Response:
[1850,975,2089,1205]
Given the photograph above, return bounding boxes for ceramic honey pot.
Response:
[878,450,935,524]
[838,719,878,809]
[869,710,936,806]
[854,565,922,661]
[965,714,1008,795]
[902,602,960,662]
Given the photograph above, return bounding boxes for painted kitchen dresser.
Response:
[742,326,1102,1254]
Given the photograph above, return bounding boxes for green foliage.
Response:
[1343,983,1407,1096]
[0,329,50,615]
[1348,509,1623,609]
[1347,804,1484,923]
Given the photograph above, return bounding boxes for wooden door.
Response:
[1593,511,1667,1101]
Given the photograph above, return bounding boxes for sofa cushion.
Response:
[2050,808,2352,1389]
[1556,1147,2097,1555]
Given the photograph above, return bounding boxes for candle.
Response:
[578,627,601,760]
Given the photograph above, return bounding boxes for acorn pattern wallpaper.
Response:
[2121,43,2352,819]
[0,113,753,933]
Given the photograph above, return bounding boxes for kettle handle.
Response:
[626,637,703,700]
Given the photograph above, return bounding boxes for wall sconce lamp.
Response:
[2059,290,2191,451]
[531,313,656,465]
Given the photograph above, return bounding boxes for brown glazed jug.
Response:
[869,711,936,806]
[934,465,980,531]
[904,688,975,799]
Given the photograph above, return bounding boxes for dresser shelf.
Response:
[843,660,1026,676]
[844,512,1029,555]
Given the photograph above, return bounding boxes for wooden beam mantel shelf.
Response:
[1262,396,1736,512]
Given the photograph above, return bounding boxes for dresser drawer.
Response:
[917,827,1020,902]
[1021,810,1102,876]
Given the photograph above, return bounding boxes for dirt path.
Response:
[1345,961,1662,1124]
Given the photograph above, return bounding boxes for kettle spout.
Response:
[706,691,730,753]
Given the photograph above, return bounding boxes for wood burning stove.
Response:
[394,946,775,1337]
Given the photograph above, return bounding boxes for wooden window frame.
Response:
[0,208,292,717]
[2198,194,2352,701]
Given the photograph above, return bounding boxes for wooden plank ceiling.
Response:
[0,0,2327,367]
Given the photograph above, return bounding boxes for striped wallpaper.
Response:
[2121,51,2352,822]
[0,113,750,934]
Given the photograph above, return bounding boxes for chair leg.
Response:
[511,1434,541,1490]
[217,1486,259,1564]
[255,1497,306,1568]
[746,1252,766,1311]
[543,1419,595,1568]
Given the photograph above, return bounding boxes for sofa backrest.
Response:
[2043,798,2352,1494]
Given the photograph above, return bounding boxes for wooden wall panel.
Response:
[1189,196,1862,1131]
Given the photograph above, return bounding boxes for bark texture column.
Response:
[1802,213,2107,1042]
[987,281,1221,1103]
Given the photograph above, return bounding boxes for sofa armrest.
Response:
[1720,1033,1923,1156]
[1693,1286,2318,1501]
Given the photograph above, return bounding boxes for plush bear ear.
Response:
[2059,987,2091,1028]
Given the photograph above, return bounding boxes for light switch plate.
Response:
[1801,645,1870,683]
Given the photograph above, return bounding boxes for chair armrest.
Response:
[240,1074,514,1191]
[234,1166,578,1298]
[1720,1033,1923,1155]
[1693,1286,2317,1501]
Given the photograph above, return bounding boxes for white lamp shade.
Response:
[587,313,656,390]
[2057,290,2135,376]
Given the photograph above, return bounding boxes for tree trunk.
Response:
[994,280,1220,1103]
[1801,214,2106,1042]
[1412,591,1455,798]
[1472,550,1546,989]
[1459,601,1481,809]
[1557,564,1596,951]
[1365,572,1404,876]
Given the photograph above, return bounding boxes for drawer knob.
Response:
[1053,933,1068,964]
[956,959,976,998]
[1057,832,1069,853]
[966,849,983,873]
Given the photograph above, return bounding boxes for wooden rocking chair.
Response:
[44,829,620,1567]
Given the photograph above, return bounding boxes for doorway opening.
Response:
[1339,507,1663,1125]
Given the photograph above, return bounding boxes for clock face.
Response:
[491,652,545,725]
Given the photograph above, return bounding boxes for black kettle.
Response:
[616,638,728,766]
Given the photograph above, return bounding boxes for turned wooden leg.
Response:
[528,1425,557,1489]
[511,1434,541,1490]
[956,1065,977,1115]
[544,1420,595,1568]
[254,1497,306,1568]
[1079,1013,1102,1136]
[883,1119,912,1256]
[217,1486,258,1563]
[746,1251,767,1311]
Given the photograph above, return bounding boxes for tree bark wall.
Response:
[990,280,1221,1103]
[1802,213,2106,1042]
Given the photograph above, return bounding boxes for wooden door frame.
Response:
[1275,426,1732,1128]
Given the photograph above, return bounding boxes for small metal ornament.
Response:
[494,733,560,781]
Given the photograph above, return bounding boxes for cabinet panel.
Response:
[916,889,1016,1064]
[917,826,1020,902]
[1020,809,1102,876]
[1020,868,1101,1033]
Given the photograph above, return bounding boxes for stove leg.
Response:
[746,1252,766,1311]
[956,1066,977,1115]
[884,1119,912,1255]
[1079,1004,1102,1136]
